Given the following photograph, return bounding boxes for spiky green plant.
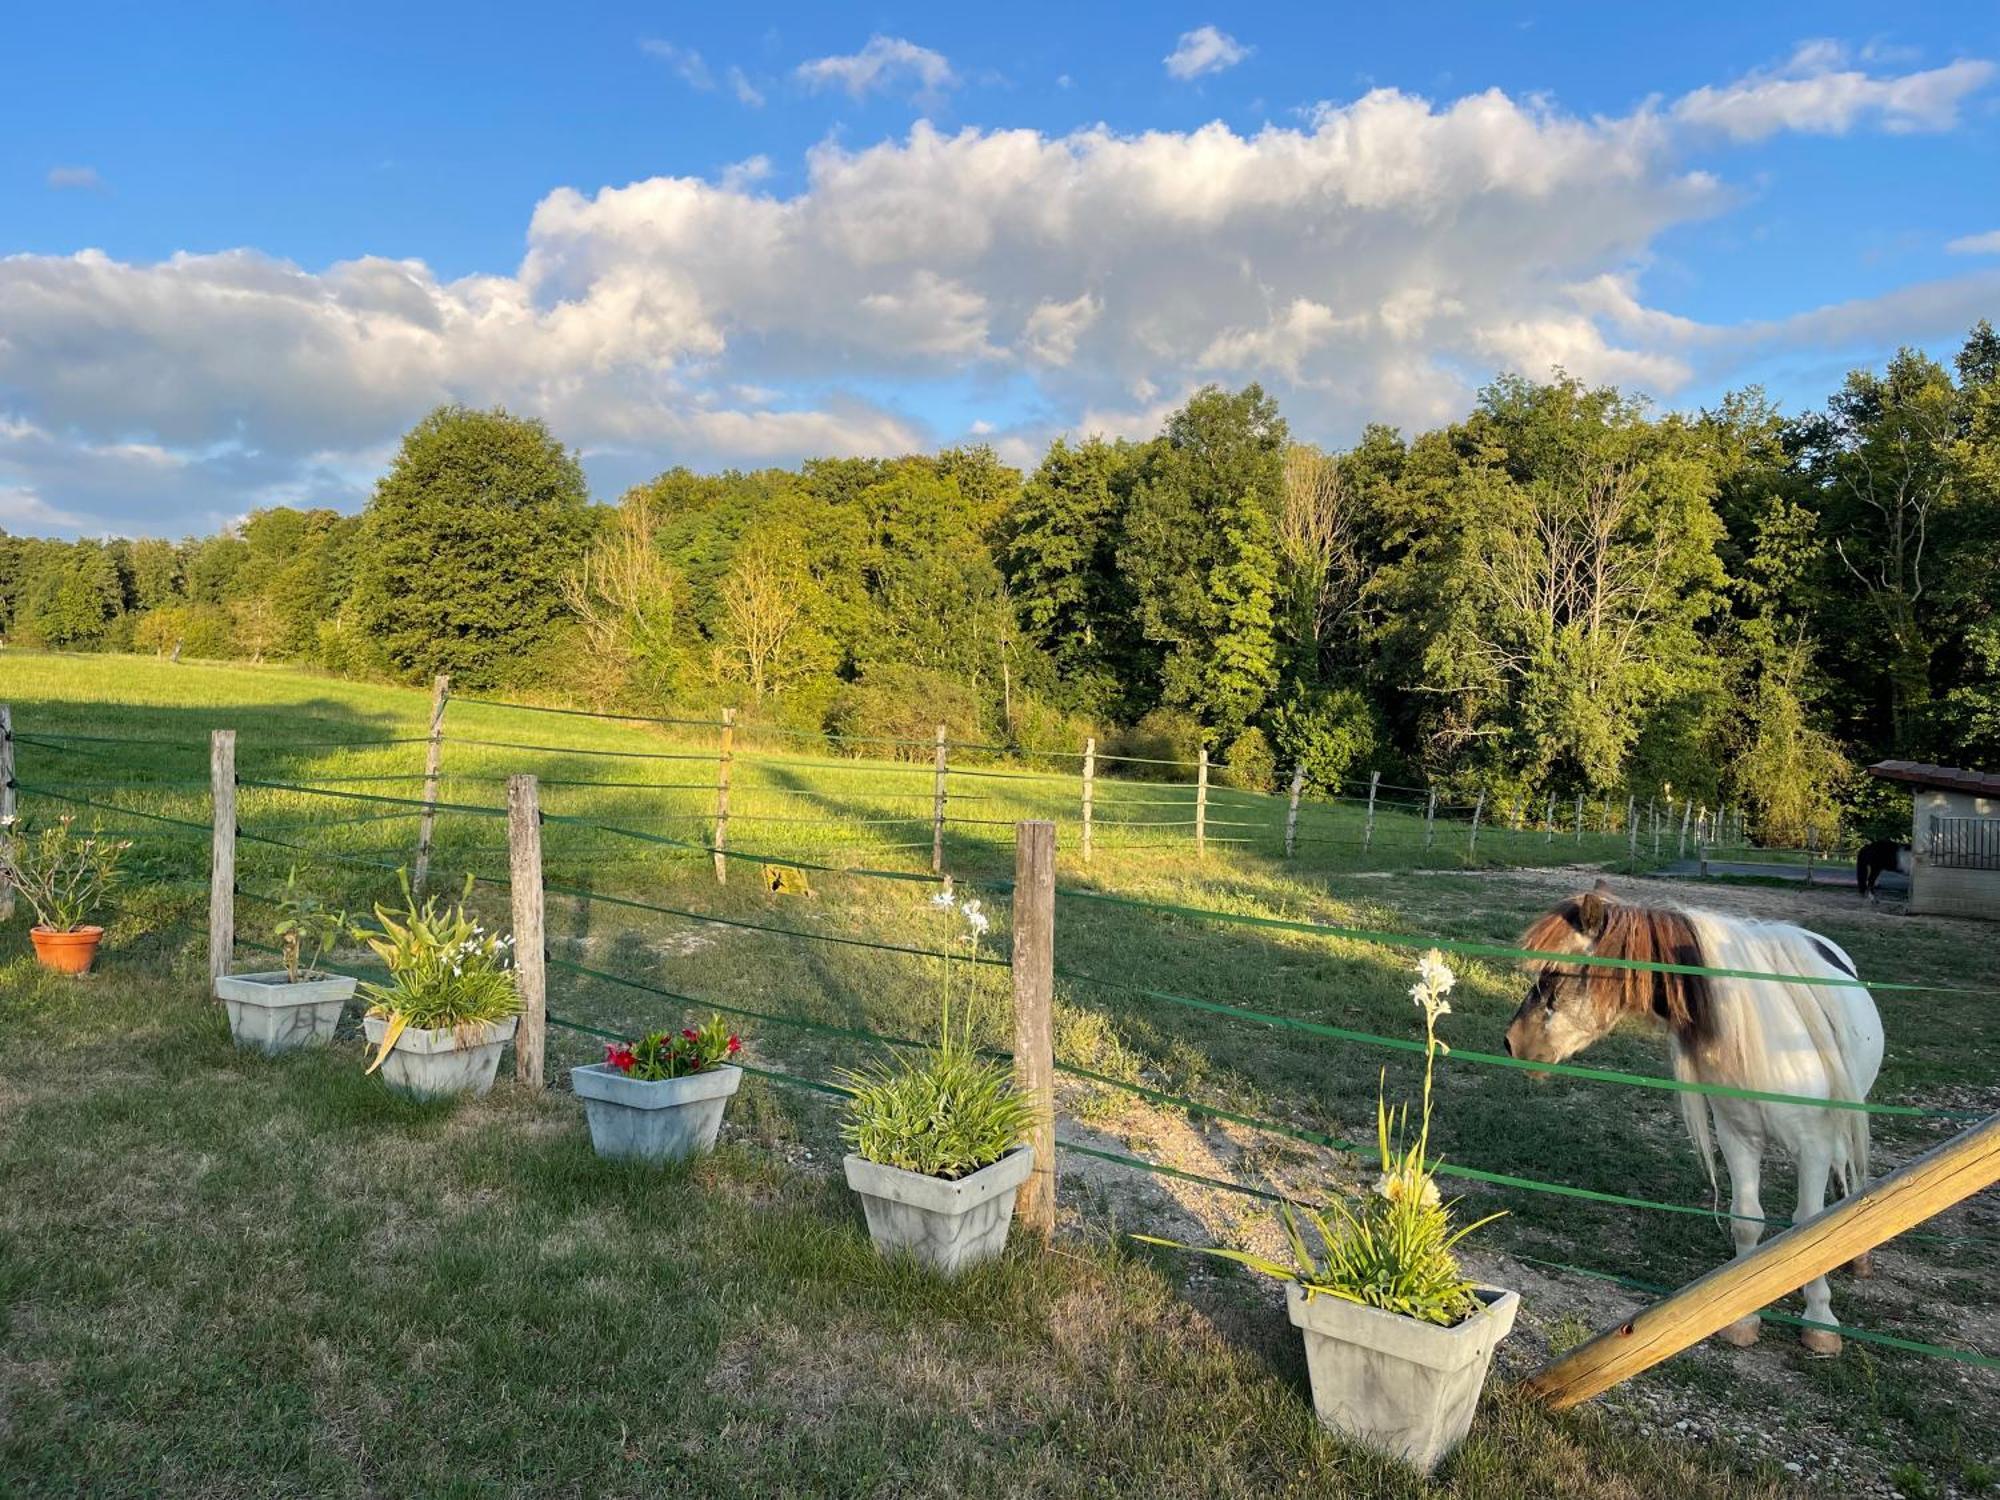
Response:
[1139,949,1503,1326]
[354,871,519,1073]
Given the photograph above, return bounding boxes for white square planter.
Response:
[843,1145,1033,1275]
[215,970,357,1055]
[1286,1281,1518,1474]
[571,1062,741,1163]
[362,1014,517,1100]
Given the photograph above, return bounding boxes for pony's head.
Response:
[1503,883,1713,1065]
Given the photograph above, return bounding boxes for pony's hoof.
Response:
[1846,1252,1875,1279]
[1800,1327,1843,1358]
[1717,1314,1762,1348]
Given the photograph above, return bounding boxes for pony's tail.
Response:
[1671,1041,1722,1201]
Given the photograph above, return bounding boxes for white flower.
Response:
[930,888,958,910]
[1417,949,1455,996]
[1373,1171,1442,1209]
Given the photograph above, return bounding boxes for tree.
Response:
[355,406,594,688]
[1276,443,1366,688]
[713,524,830,701]
[1119,385,1288,741]
[560,490,684,701]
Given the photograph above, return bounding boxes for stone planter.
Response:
[215,969,357,1054]
[362,1014,517,1101]
[843,1145,1033,1275]
[1286,1281,1518,1474]
[571,1062,741,1163]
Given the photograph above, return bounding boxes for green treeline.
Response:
[6,327,1999,842]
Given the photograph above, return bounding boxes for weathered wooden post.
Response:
[930,725,948,876]
[1527,1111,2000,1409]
[1195,748,1209,857]
[1362,771,1380,854]
[1574,793,1584,844]
[1650,798,1661,858]
[413,673,450,892]
[712,707,735,885]
[1011,820,1058,1236]
[1080,735,1096,865]
[1285,764,1306,858]
[1677,801,1692,858]
[0,704,14,922]
[1544,792,1556,843]
[1467,791,1485,863]
[1423,787,1439,852]
[1627,799,1639,864]
[507,774,547,1088]
[208,729,236,989]
[1804,828,1817,887]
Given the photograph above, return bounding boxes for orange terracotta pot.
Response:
[30,926,104,975]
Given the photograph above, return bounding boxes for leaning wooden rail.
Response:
[1525,1110,2000,1408]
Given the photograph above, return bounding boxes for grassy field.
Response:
[4,650,1998,1496]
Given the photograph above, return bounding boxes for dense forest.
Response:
[5,323,1998,842]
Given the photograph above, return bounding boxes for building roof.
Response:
[1867,760,2000,797]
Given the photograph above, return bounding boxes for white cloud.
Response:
[1673,43,1995,141]
[640,39,713,91]
[46,165,103,191]
[1947,229,2000,256]
[1165,25,1251,82]
[5,61,1994,536]
[795,36,955,103]
[727,66,765,108]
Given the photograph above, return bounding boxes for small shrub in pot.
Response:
[215,867,357,1053]
[572,1016,744,1163]
[2,815,130,974]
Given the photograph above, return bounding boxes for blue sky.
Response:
[3,2,1998,536]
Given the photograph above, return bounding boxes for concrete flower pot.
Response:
[1285,1281,1519,1474]
[843,1144,1033,1275]
[362,1014,517,1100]
[215,969,357,1054]
[571,1062,741,1163]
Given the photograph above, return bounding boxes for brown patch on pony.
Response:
[1522,894,1716,1046]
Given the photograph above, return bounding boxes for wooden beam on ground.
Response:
[1011,819,1057,1236]
[1525,1111,2000,1410]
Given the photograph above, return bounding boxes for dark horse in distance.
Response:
[1855,840,1910,900]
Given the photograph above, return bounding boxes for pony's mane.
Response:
[1522,894,1716,1048]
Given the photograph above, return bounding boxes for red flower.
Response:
[604,1044,637,1073]
[682,1028,699,1041]
[726,1035,742,1054]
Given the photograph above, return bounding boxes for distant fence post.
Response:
[1677,801,1692,859]
[413,673,450,892]
[929,725,949,876]
[1285,764,1306,858]
[712,707,735,885]
[1362,771,1380,854]
[1423,787,1438,852]
[1081,735,1096,866]
[1627,800,1639,865]
[208,729,236,990]
[1573,793,1584,844]
[1011,819,1058,1237]
[508,773,547,1088]
[1544,792,1555,843]
[1650,798,1661,858]
[0,703,14,922]
[1467,790,1485,864]
[1804,829,1817,887]
[1195,748,1209,856]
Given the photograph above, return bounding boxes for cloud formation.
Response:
[1672,41,1994,140]
[45,165,103,191]
[3,45,1995,536]
[795,36,955,103]
[1164,25,1251,81]
[1947,229,2000,256]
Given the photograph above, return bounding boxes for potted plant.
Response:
[215,868,357,1053]
[840,890,1037,1275]
[571,1015,744,1162]
[357,873,520,1100]
[1139,951,1515,1474]
[1,814,130,974]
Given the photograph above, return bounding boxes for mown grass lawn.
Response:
[0,910,1808,1500]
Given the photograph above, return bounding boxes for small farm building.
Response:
[1867,760,2000,921]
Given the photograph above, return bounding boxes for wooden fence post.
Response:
[1627,798,1639,864]
[1467,791,1485,863]
[1362,771,1380,854]
[1574,793,1584,844]
[1423,787,1439,852]
[0,704,14,922]
[508,774,547,1088]
[1081,735,1096,866]
[1804,828,1817,887]
[413,673,450,891]
[1285,764,1306,858]
[1011,820,1058,1237]
[1195,749,1209,856]
[1544,792,1556,843]
[712,708,735,885]
[208,729,236,990]
[1677,801,1692,859]
[931,725,948,876]
[1650,798,1661,858]
[1527,1111,2000,1410]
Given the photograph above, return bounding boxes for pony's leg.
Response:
[1793,1146,1842,1357]
[1716,1123,1766,1348]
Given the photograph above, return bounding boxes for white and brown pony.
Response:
[1503,883,1884,1354]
